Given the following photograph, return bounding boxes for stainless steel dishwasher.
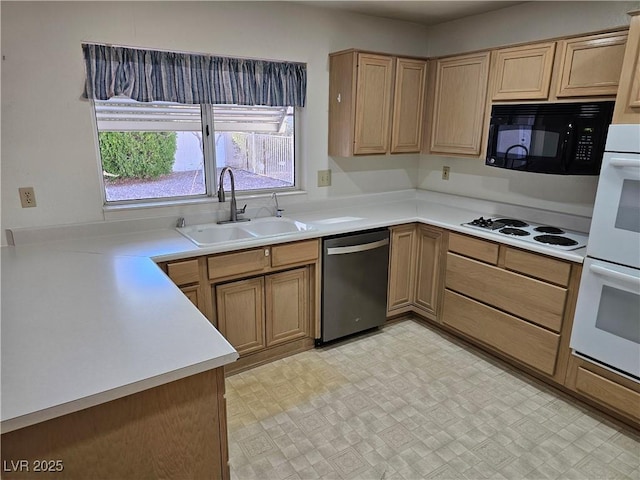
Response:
[321,229,390,343]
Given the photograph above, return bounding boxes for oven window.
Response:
[496,127,560,158]
[615,179,640,233]
[595,285,640,343]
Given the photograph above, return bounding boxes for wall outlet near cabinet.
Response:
[442,166,450,180]
[19,187,37,208]
[318,169,332,187]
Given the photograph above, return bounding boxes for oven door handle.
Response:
[609,157,640,168]
[590,264,640,289]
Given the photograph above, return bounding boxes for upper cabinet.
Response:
[328,50,427,156]
[613,10,640,124]
[428,52,490,156]
[491,42,556,101]
[555,31,628,98]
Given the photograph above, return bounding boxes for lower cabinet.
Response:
[442,232,580,383]
[565,354,640,428]
[1,368,231,480]
[216,277,266,356]
[387,223,446,321]
[216,268,310,356]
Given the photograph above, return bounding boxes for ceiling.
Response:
[300,1,527,26]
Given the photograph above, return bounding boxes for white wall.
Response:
[419,1,640,217]
[0,1,428,242]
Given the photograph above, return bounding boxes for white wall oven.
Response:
[571,125,640,380]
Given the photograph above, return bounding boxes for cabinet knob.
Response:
[265,248,270,257]
[337,93,341,103]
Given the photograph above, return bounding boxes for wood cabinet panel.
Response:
[391,58,427,153]
[575,367,640,422]
[328,51,357,157]
[565,354,640,426]
[208,248,270,281]
[492,42,556,100]
[271,239,319,267]
[504,247,571,286]
[446,253,567,332]
[266,268,309,347]
[166,259,199,286]
[215,277,265,356]
[387,225,417,313]
[614,11,640,124]
[443,290,560,375]
[414,225,444,317]
[1,369,229,480]
[448,232,499,265]
[430,52,490,156]
[354,53,394,155]
[556,31,628,97]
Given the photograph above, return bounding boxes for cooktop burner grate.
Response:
[495,218,529,228]
[499,227,530,236]
[533,234,578,246]
[534,226,565,234]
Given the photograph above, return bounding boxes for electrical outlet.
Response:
[19,187,37,208]
[318,169,332,187]
[442,166,450,180]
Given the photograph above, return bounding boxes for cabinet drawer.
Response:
[166,259,200,286]
[271,240,319,267]
[504,247,572,286]
[448,233,498,264]
[208,248,270,281]
[443,290,560,375]
[575,367,640,422]
[446,253,567,332]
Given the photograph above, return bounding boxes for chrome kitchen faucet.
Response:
[217,167,249,224]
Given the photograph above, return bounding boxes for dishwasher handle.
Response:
[326,238,389,255]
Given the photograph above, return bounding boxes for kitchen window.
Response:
[82,43,306,206]
[94,99,296,204]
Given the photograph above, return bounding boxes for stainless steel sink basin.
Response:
[177,217,315,247]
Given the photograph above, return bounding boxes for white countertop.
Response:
[1,191,589,433]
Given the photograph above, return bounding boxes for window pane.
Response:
[213,106,295,192]
[100,131,206,202]
[95,100,206,203]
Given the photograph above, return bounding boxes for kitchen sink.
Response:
[177,217,315,247]
[177,223,256,247]
[241,217,315,237]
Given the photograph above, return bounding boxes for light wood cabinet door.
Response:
[556,31,628,98]
[614,11,640,124]
[414,225,444,318]
[430,52,490,156]
[391,58,427,153]
[492,42,556,100]
[354,53,395,155]
[265,268,309,347]
[215,277,265,356]
[387,225,417,313]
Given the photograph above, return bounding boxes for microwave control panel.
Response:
[575,126,596,163]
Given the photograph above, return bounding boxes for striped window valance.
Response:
[82,43,306,107]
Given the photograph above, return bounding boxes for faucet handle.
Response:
[176,217,186,228]
[238,204,247,214]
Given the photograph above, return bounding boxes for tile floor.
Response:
[226,319,640,480]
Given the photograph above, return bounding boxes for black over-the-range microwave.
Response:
[486,101,615,175]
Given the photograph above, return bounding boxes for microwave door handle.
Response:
[590,264,640,290]
[504,144,529,168]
